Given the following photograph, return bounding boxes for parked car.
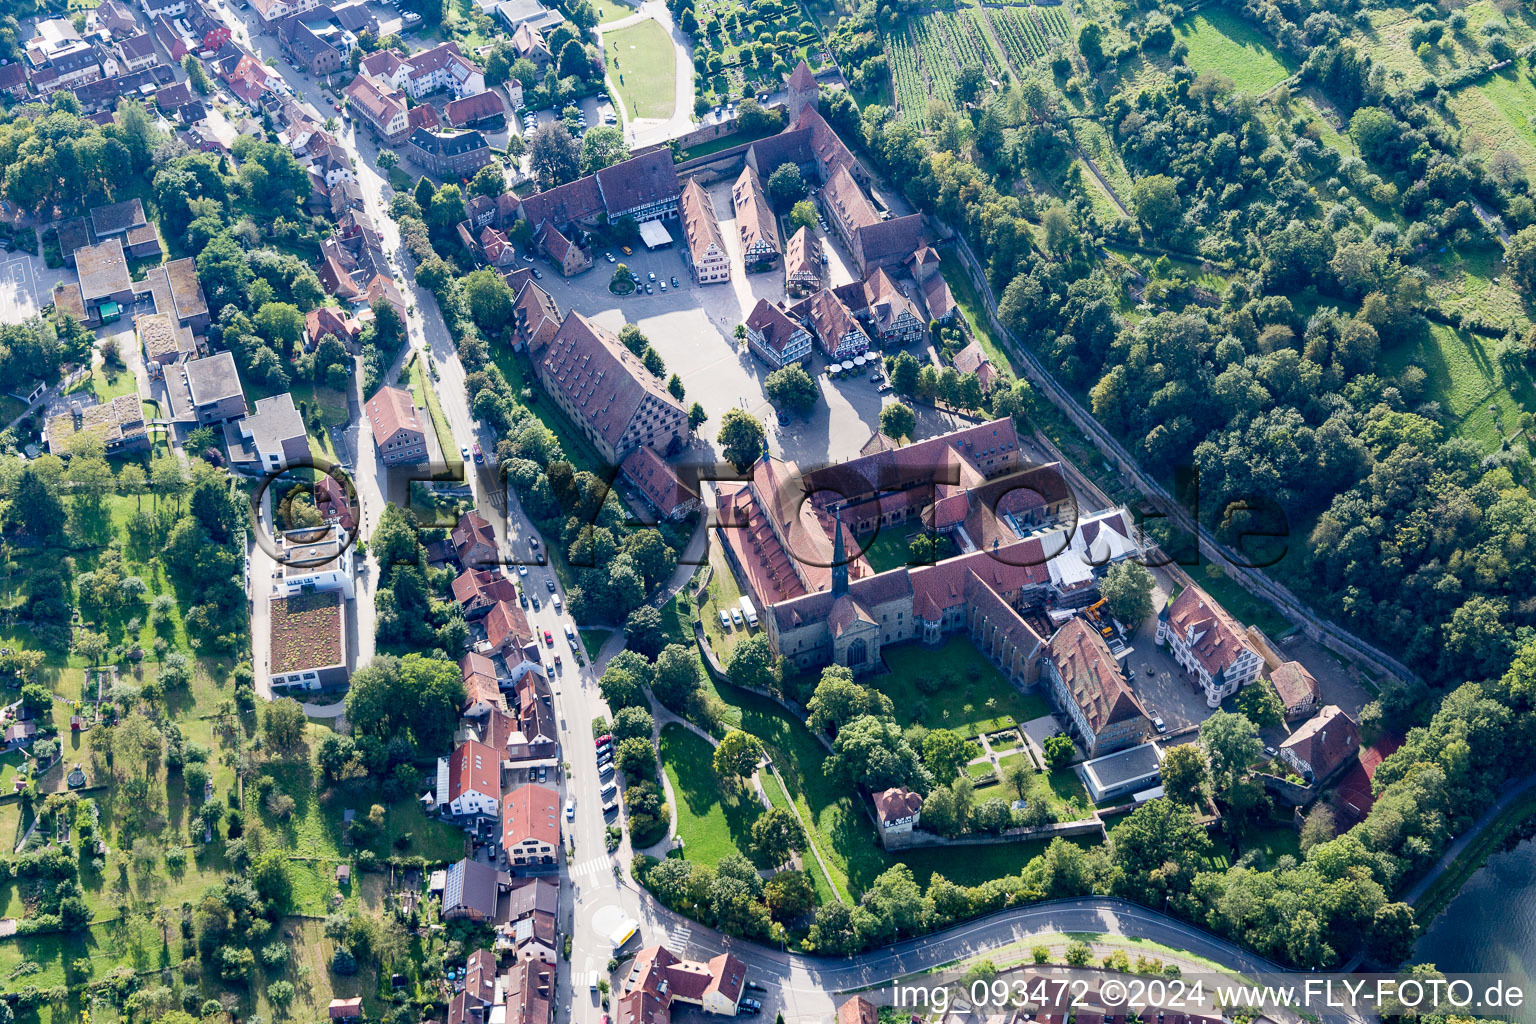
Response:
[518,592,528,608]
[595,734,612,747]
[565,798,574,821]
[730,608,744,626]
[645,283,652,294]
[543,629,553,646]
[719,609,732,629]
[518,565,528,577]
[545,577,555,592]
[658,281,666,292]
[472,442,483,463]
[606,252,616,263]
[459,445,470,460]
[552,593,562,611]
[670,276,678,287]
[530,595,540,610]
[1153,717,1167,733]
[621,245,633,255]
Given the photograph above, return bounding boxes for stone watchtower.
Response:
[785,59,818,123]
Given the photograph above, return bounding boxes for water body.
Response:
[1413,839,1536,1023]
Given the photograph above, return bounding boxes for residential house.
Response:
[793,288,867,360]
[873,787,921,844]
[45,395,149,456]
[247,0,321,30]
[483,599,542,681]
[620,445,700,521]
[1278,705,1360,783]
[406,127,492,178]
[74,237,134,321]
[1042,618,1152,758]
[453,511,499,568]
[494,0,564,33]
[461,649,504,717]
[527,312,688,464]
[501,784,559,866]
[0,63,28,98]
[743,297,812,369]
[838,998,879,1024]
[115,33,157,71]
[678,177,729,284]
[271,524,355,599]
[182,350,248,424]
[452,568,519,620]
[731,165,779,268]
[852,268,924,346]
[365,385,429,465]
[136,311,197,377]
[441,857,510,920]
[952,340,997,392]
[345,71,409,142]
[538,222,590,277]
[1155,586,1263,708]
[305,305,362,350]
[784,225,821,294]
[503,959,554,1024]
[227,392,310,473]
[1270,661,1321,721]
[510,278,561,353]
[445,90,504,129]
[508,22,551,68]
[96,1,141,38]
[479,225,518,268]
[505,876,559,962]
[436,738,502,820]
[907,245,957,324]
[267,590,348,690]
[619,946,746,1022]
[142,257,210,332]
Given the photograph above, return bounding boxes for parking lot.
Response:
[522,177,971,469]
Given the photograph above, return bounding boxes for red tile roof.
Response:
[621,445,697,517]
[446,739,500,803]
[1270,661,1319,710]
[1047,618,1148,734]
[533,312,685,453]
[502,784,560,848]
[1162,586,1256,679]
[485,598,535,654]
[594,148,680,217]
[873,787,922,825]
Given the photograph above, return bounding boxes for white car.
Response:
[565,798,575,821]
[459,446,471,460]
[552,593,562,611]
[730,608,744,626]
[719,609,731,629]
[518,565,528,577]
[647,272,656,281]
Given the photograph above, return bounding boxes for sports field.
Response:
[606,19,676,120]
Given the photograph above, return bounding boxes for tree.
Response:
[1507,226,1536,293]
[764,869,815,920]
[689,403,708,431]
[1299,804,1336,851]
[717,410,766,472]
[789,200,817,231]
[1003,758,1035,801]
[618,323,648,356]
[764,363,818,415]
[1099,561,1154,625]
[1158,743,1207,805]
[766,162,807,210]
[1368,902,1418,967]
[8,466,64,544]
[1043,735,1074,768]
[920,729,979,784]
[713,730,762,784]
[1130,174,1180,236]
[1106,798,1209,902]
[262,698,307,755]
[1234,680,1284,728]
[889,351,921,396]
[806,665,892,732]
[824,715,930,792]
[345,654,465,756]
[468,163,506,199]
[750,807,804,866]
[668,373,685,401]
[623,605,665,659]
[612,706,654,743]
[879,402,915,441]
[1199,710,1262,800]
[726,634,780,693]
[616,736,657,780]
[530,122,581,187]
[580,125,629,174]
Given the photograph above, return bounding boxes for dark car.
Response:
[545,578,556,592]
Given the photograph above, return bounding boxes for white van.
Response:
[739,596,758,628]
[564,623,577,643]
[552,593,562,611]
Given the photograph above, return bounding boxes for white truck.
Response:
[739,596,758,628]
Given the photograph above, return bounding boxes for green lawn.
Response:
[591,0,636,22]
[1381,321,1532,453]
[1175,9,1295,95]
[1425,243,1527,337]
[580,627,611,660]
[259,758,468,865]
[940,256,1017,378]
[606,19,676,120]
[657,724,762,865]
[406,354,459,469]
[876,636,1050,737]
[1446,64,1536,174]
[698,547,750,657]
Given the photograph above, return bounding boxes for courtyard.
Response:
[524,177,972,471]
[872,635,1050,739]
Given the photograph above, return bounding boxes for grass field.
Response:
[1447,68,1536,173]
[590,0,635,22]
[406,354,458,469]
[1381,321,1532,452]
[606,19,676,120]
[877,636,1050,738]
[1425,242,1527,335]
[940,256,1017,378]
[658,724,762,866]
[698,547,750,658]
[1174,10,1295,95]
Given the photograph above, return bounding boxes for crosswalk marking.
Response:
[568,856,611,880]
